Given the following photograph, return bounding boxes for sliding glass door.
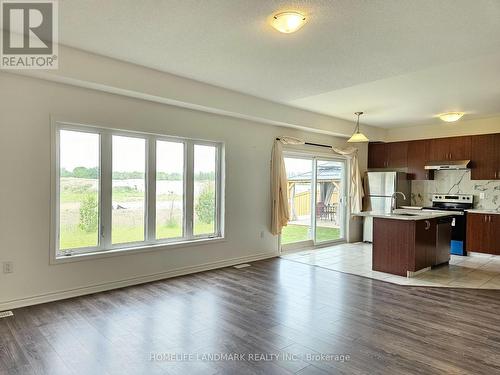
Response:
[314,159,345,243]
[281,155,346,250]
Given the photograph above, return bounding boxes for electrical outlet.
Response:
[3,262,13,274]
[479,192,485,200]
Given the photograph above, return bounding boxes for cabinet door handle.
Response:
[425,220,431,230]
[484,215,488,223]
[489,215,492,223]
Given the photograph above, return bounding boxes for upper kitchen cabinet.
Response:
[368,143,388,168]
[470,134,500,180]
[368,142,407,169]
[427,136,471,161]
[407,140,433,180]
[386,141,408,168]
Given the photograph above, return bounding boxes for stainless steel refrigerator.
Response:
[362,171,411,242]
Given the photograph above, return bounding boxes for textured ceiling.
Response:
[59,0,500,128]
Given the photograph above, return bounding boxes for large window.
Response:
[53,123,223,258]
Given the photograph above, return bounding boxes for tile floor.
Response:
[281,242,500,289]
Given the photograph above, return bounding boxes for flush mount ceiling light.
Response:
[271,11,306,33]
[438,112,465,122]
[347,112,369,143]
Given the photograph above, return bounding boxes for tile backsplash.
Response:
[411,170,500,211]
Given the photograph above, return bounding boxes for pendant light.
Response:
[347,111,369,143]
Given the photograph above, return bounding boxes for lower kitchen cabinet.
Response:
[373,217,449,276]
[466,213,500,255]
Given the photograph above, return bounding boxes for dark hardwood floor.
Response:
[2,257,500,375]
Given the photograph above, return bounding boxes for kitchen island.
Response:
[358,210,454,277]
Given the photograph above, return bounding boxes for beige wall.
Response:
[385,116,500,142]
[0,72,366,309]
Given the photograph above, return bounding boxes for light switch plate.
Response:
[3,262,13,274]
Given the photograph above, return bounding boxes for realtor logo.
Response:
[1,0,58,69]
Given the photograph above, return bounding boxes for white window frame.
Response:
[50,120,224,263]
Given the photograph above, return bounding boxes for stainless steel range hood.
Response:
[424,160,470,170]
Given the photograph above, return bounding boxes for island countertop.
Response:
[354,209,455,221]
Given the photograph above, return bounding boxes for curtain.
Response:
[270,139,291,235]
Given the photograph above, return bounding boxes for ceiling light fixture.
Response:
[347,112,369,143]
[438,112,465,122]
[271,11,306,33]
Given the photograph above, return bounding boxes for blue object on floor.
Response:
[451,240,466,256]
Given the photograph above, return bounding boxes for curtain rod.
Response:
[275,138,332,149]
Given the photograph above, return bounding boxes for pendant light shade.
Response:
[347,112,369,143]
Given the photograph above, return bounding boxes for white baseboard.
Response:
[0,252,276,311]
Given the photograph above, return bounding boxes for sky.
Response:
[60,130,216,173]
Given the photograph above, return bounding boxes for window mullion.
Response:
[147,137,156,242]
[185,142,194,239]
[100,132,112,249]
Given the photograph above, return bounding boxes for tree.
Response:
[73,166,99,179]
[195,184,215,224]
[79,194,98,233]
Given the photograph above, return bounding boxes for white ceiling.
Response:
[59,0,500,128]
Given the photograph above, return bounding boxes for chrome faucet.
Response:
[391,192,407,213]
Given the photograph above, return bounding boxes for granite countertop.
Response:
[355,209,455,221]
[465,209,500,215]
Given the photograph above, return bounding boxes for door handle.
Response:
[425,220,431,230]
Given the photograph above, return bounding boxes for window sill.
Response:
[51,236,226,265]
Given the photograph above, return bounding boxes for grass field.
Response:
[281,224,341,245]
[59,177,214,252]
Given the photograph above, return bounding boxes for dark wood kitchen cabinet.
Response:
[466,212,500,255]
[413,218,437,272]
[407,139,433,180]
[373,217,447,276]
[427,136,471,161]
[368,143,387,168]
[368,133,498,179]
[386,141,408,168]
[470,134,500,180]
[368,142,407,169]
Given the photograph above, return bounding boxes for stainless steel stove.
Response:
[424,194,474,255]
